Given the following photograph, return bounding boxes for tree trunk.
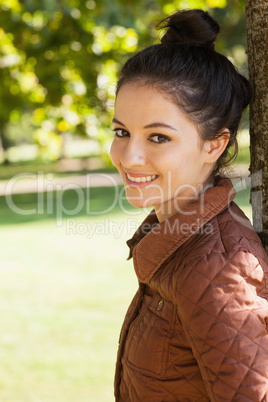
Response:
[0,126,7,164]
[245,0,268,253]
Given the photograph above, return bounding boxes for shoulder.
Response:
[166,202,268,305]
[181,201,268,269]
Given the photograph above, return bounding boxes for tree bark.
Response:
[0,127,7,164]
[245,0,268,253]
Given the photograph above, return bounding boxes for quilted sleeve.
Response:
[177,250,268,401]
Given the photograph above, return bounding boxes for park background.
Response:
[0,0,251,401]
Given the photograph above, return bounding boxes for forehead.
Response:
[115,84,180,118]
[114,83,198,130]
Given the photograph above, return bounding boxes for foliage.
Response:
[0,0,247,162]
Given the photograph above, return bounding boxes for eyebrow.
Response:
[112,118,179,132]
[112,118,126,126]
[144,122,178,132]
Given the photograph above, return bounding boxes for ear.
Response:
[204,129,230,164]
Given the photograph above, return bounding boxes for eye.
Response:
[113,128,129,138]
[149,134,170,144]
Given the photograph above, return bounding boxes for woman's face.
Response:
[110,83,214,221]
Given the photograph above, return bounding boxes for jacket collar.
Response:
[126,178,236,283]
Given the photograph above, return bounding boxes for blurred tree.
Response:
[245,0,268,252]
[0,0,246,163]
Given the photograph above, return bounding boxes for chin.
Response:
[124,194,153,210]
[127,199,148,209]
[123,187,160,210]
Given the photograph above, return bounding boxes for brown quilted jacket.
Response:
[114,178,268,401]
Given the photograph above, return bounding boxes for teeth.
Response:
[127,173,157,183]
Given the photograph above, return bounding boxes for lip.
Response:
[124,171,158,177]
[124,171,159,189]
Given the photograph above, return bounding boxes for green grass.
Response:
[1,186,131,225]
[0,184,251,401]
[0,186,148,401]
[0,215,142,401]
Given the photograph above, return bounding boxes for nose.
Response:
[120,138,147,168]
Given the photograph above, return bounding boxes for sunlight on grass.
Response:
[0,183,251,401]
[0,208,147,401]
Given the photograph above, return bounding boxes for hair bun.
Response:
[158,9,220,49]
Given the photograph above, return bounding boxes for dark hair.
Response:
[116,9,252,174]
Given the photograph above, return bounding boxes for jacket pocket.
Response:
[123,294,175,379]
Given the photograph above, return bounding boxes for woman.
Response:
[110,9,268,401]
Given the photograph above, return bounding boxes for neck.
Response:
[154,177,215,222]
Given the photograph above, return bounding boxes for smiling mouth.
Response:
[126,173,159,183]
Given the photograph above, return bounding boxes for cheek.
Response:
[160,153,182,176]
